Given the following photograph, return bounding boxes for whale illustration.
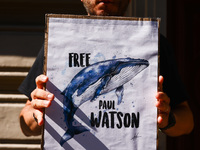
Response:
[60,58,149,145]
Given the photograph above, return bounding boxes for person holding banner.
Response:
[19,0,193,139]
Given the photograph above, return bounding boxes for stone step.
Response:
[0,144,40,150]
[0,56,34,71]
[0,94,27,103]
[0,56,41,149]
[0,103,41,140]
[0,56,35,94]
[0,72,28,94]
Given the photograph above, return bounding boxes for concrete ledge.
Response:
[0,94,27,103]
[0,144,40,150]
[0,56,35,68]
[0,94,27,100]
[0,72,28,77]
[0,74,26,93]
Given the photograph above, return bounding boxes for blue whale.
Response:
[60,58,149,145]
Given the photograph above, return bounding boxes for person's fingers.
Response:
[157,115,163,124]
[155,100,171,113]
[155,92,170,104]
[30,74,54,126]
[156,76,171,128]
[31,90,54,109]
[35,74,48,89]
[33,109,44,126]
[158,75,164,92]
[31,88,54,101]
[31,99,53,109]
[156,95,170,128]
[157,113,169,128]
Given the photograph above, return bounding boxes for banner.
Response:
[43,14,159,150]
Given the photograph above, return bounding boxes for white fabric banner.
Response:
[44,15,159,150]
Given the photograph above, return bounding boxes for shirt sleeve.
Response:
[18,47,44,100]
[160,35,189,109]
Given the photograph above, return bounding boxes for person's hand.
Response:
[155,76,171,128]
[30,74,54,126]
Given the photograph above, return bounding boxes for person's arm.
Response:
[19,75,54,136]
[156,76,194,136]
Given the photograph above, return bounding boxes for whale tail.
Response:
[60,126,89,146]
[60,129,74,146]
[61,94,90,145]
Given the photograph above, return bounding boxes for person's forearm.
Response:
[161,101,194,136]
[19,100,42,136]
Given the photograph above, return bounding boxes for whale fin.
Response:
[91,75,111,101]
[115,85,124,105]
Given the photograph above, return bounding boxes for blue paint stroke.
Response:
[60,58,149,145]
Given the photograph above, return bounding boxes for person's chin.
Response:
[96,8,118,16]
[96,10,110,16]
[95,4,118,16]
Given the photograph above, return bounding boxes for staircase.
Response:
[0,56,41,150]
